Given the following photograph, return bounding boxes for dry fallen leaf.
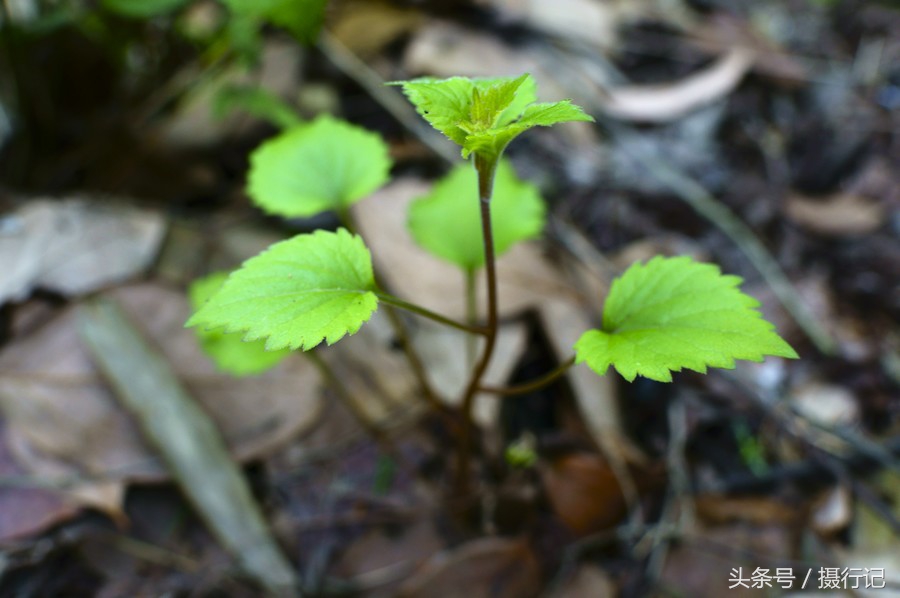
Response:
[397,537,541,598]
[319,312,526,428]
[784,192,886,237]
[330,0,422,57]
[549,565,616,598]
[404,21,540,83]
[790,382,860,430]
[476,0,638,49]
[538,452,631,535]
[660,519,797,597]
[0,419,88,541]
[694,494,804,526]
[598,48,755,123]
[0,283,323,494]
[414,321,526,426]
[0,199,165,304]
[330,518,445,597]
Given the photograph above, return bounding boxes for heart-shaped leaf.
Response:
[408,160,546,271]
[247,116,392,218]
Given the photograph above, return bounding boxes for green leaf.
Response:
[463,74,530,131]
[221,0,327,43]
[476,76,537,127]
[391,74,593,161]
[574,256,799,383]
[517,100,594,128]
[101,0,188,18]
[247,116,392,218]
[186,228,378,351]
[189,272,291,376]
[408,160,545,271]
[214,85,303,129]
[389,77,475,145]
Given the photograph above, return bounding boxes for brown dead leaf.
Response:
[790,383,860,430]
[404,21,539,83]
[538,452,630,535]
[319,311,421,425]
[330,0,422,57]
[549,565,616,598]
[694,495,804,526]
[476,0,638,49]
[660,520,797,597]
[0,199,165,304]
[319,313,526,428]
[0,419,84,541]
[598,48,755,123]
[397,537,541,598]
[784,192,886,237]
[414,321,526,426]
[610,235,708,270]
[331,519,445,597]
[0,283,322,490]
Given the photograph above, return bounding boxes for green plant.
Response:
[186,73,798,488]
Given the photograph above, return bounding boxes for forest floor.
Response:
[0,0,898,596]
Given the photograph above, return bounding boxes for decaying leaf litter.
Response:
[1,0,898,596]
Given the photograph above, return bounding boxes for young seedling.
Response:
[187,73,798,492]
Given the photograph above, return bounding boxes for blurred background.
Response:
[0,0,898,596]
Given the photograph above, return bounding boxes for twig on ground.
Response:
[78,298,300,598]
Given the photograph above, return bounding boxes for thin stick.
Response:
[478,356,576,396]
[78,299,299,597]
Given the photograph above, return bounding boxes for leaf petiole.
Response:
[375,292,487,335]
[478,355,576,396]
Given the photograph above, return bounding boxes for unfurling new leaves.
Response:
[390,74,593,160]
[574,256,798,382]
[408,160,546,271]
[186,229,378,351]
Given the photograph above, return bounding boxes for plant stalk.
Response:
[464,268,478,368]
[455,154,500,494]
[479,356,577,396]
